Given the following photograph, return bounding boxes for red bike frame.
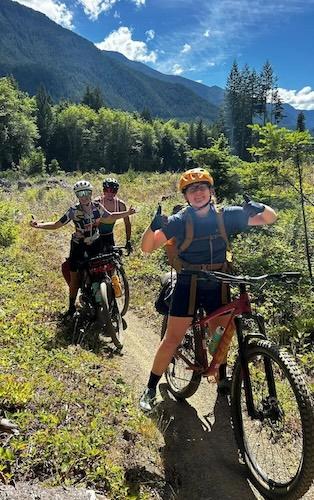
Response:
[190,289,252,376]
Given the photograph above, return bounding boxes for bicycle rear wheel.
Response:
[231,339,314,499]
[161,316,203,400]
[100,281,124,350]
[116,267,129,317]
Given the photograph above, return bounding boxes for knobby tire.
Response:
[161,315,203,400]
[116,267,129,317]
[231,339,314,499]
[100,281,124,349]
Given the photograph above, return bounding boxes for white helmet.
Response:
[73,180,93,195]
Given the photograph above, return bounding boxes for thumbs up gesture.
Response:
[150,204,168,231]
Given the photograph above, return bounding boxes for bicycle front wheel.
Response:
[231,339,314,499]
[161,316,203,400]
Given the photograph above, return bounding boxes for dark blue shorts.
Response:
[169,275,223,317]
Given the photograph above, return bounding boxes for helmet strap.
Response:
[188,194,212,212]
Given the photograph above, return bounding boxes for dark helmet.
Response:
[103,177,119,190]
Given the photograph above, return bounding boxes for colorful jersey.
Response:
[58,201,110,244]
[162,205,249,265]
[97,197,125,235]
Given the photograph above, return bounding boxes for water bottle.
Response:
[91,282,102,303]
[208,326,225,354]
[111,273,122,298]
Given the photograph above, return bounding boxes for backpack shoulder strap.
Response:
[216,208,231,251]
[178,207,194,253]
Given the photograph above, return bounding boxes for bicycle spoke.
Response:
[231,339,314,499]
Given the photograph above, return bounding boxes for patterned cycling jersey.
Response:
[58,201,110,244]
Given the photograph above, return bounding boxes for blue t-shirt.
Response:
[162,205,249,265]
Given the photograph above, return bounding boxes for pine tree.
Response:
[82,86,105,111]
[35,84,53,156]
[296,111,306,131]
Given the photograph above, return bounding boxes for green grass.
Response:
[0,191,162,498]
[0,169,312,496]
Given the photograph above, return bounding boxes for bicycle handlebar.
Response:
[189,270,302,285]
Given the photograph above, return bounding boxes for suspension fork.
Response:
[252,313,278,399]
[235,316,258,418]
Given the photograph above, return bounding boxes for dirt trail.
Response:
[120,311,262,500]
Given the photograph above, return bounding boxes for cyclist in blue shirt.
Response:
[139,168,277,411]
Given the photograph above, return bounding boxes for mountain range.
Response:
[0,0,313,130]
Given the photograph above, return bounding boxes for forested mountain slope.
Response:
[0,0,218,121]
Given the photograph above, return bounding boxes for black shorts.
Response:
[169,274,223,318]
[99,233,115,250]
[69,238,103,272]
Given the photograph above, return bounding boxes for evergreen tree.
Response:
[187,122,196,148]
[140,107,153,123]
[296,111,306,131]
[82,86,105,112]
[35,84,53,156]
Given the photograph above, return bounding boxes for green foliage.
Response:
[19,148,47,176]
[0,76,38,169]
[0,201,18,247]
[188,137,241,199]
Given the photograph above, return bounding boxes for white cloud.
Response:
[77,0,117,20]
[171,64,184,75]
[196,79,203,83]
[181,43,191,54]
[145,29,155,41]
[96,27,157,63]
[15,0,73,28]
[131,0,146,6]
[278,86,314,110]
[113,10,120,18]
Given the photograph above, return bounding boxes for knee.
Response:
[162,330,183,350]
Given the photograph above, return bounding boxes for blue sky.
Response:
[15,0,314,109]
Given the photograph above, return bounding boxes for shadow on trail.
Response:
[43,315,124,359]
[153,383,256,500]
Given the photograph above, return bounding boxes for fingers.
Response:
[128,206,137,215]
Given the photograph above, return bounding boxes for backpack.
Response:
[163,206,233,315]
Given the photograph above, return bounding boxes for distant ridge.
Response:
[0,0,219,122]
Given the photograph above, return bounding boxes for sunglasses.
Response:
[186,183,211,194]
[76,190,92,198]
[103,187,118,194]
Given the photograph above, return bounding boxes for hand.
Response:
[127,206,137,216]
[30,219,39,228]
[150,204,168,231]
[243,194,265,217]
[125,240,133,254]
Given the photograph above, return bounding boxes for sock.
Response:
[68,296,76,312]
[219,363,227,380]
[147,372,162,390]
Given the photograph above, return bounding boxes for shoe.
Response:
[0,418,19,436]
[61,306,76,324]
[139,387,156,412]
[217,376,231,395]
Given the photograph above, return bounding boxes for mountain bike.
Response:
[72,246,129,349]
[161,270,314,499]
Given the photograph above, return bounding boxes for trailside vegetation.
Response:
[0,76,216,174]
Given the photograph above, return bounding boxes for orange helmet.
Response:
[179,168,214,192]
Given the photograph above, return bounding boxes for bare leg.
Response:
[69,271,80,300]
[152,316,192,376]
